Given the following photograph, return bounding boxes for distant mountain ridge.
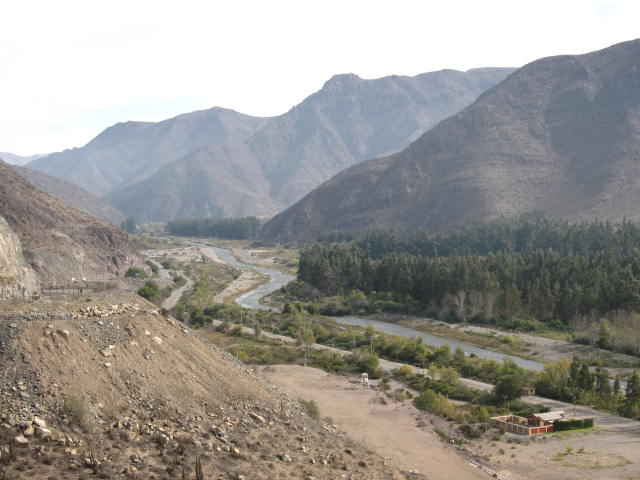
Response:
[104,67,514,222]
[10,165,125,225]
[0,152,47,166]
[260,39,640,242]
[0,160,140,282]
[28,107,272,196]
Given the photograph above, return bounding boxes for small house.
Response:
[527,410,565,426]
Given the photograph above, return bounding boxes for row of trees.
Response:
[318,213,640,260]
[298,216,640,354]
[167,216,261,240]
[535,357,640,419]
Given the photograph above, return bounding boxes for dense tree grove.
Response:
[167,216,261,239]
[299,215,640,354]
[535,357,640,419]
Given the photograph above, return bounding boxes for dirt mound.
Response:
[0,292,399,479]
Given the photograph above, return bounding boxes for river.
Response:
[190,243,546,372]
[189,242,295,311]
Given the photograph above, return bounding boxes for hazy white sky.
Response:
[2,0,639,155]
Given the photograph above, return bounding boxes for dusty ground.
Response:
[162,274,193,309]
[232,248,278,266]
[0,292,404,479]
[466,394,640,480]
[143,245,203,264]
[259,364,492,480]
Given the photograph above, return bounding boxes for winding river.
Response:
[200,243,545,372]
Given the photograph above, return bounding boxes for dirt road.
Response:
[162,273,193,309]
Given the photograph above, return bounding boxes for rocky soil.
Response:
[0,292,404,479]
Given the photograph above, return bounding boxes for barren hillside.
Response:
[261,38,640,241]
[106,68,514,221]
[11,164,125,225]
[0,292,405,479]
[0,160,140,283]
[27,107,272,197]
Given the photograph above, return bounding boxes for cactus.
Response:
[195,455,204,480]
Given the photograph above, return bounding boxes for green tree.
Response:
[598,318,612,349]
[493,374,525,411]
[356,353,380,376]
[121,217,137,234]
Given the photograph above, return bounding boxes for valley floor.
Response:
[260,365,640,480]
[259,364,489,480]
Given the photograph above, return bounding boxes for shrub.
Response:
[356,353,379,376]
[145,260,159,274]
[299,399,320,420]
[136,280,160,300]
[459,423,484,439]
[553,418,594,431]
[125,267,147,278]
[414,389,456,418]
[396,365,414,378]
[63,396,86,426]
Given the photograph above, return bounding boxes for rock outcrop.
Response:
[0,216,40,299]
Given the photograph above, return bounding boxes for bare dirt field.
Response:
[259,364,492,480]
[230,246,298,275]
[144,245,203,264]
[232,248,278,266]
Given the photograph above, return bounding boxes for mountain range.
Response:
[28,68,514,222]
[261,39,640,242]
[0,151,47,166]
[27,107,272,197]
[0,160,140,282]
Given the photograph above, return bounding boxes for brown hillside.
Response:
[106,68,514,222]
[0,160,140,282]
[0,292,403,479]
[11,164,125,225]
[261,39,640,242]
[28,107,272,197]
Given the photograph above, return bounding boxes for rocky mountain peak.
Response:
[261,38,640,242]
